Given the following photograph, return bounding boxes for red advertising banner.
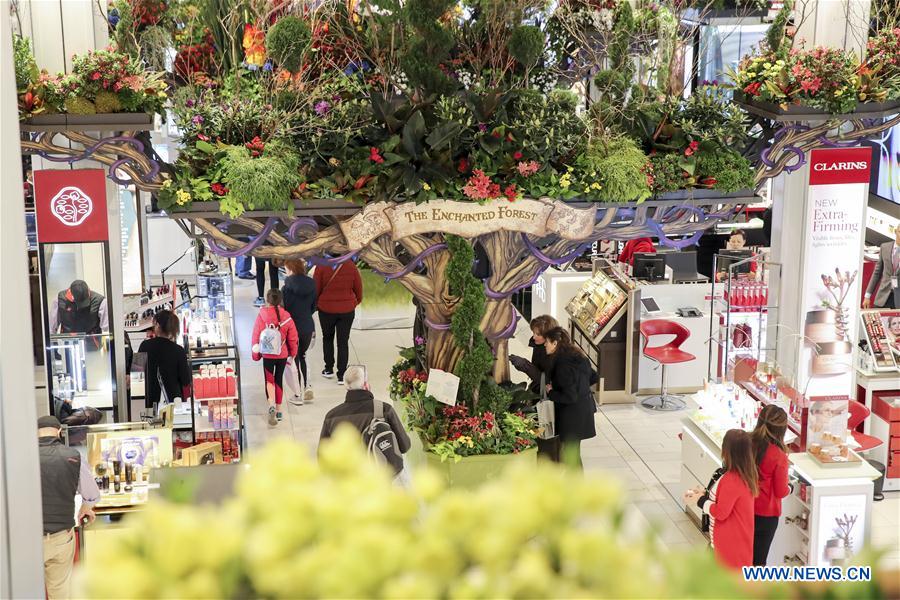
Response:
[808,147,872,185]
[34,169,109,243]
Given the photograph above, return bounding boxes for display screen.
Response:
[866,122,900,204]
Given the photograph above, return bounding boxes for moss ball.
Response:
[509,25,544,68]
[65,96,97,115]
[94,90,123,113]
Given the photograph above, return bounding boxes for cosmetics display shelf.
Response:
[708,254,782,381]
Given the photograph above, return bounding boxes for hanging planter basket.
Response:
[20,112,155,132]
[733,91,900,123]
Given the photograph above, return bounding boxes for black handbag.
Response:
[700,467,726,533]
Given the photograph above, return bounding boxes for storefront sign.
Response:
[798,148,870,397]
[339,198,596,250]
[34,169,109,243]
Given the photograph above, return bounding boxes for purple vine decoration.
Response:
[521,234,591,265]
[368,243,448,280]
[424,316,451,330]
[206,217,278,257]
[487,307,520,340]
[31,134,160,185]
[286,217,319,241]
[307,252,358,267]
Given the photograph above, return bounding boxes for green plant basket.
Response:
[424,447,538,488]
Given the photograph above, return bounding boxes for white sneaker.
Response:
[304,386,314,402]
[267,406,278,426]
[288,394,304,406]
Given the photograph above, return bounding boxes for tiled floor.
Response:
[232,274,899,568]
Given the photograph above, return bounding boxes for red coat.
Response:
[705,471,755,570]
[618,238,655,265]
[314,262,363,314]
[251,306,299,361]
[755,443,790,517]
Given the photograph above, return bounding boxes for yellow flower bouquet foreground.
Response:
[79,427,888,599]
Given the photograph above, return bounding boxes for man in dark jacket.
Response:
[37,416,100,599]
[318,365,411,470]
[49,280,108,334]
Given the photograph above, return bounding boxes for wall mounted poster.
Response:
[798,148,871,397]
[816,494,867,566]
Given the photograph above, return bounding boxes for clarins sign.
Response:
[808,147,872,185]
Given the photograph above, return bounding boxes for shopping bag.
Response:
[535,373,556,440]
[284,359,303,397]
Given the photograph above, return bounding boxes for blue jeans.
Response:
[236,255,252,277]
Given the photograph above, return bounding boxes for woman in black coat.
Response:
[282,259,317,403]
[543,326,597,470]
[137,310,191,410]
[511,315,560,460]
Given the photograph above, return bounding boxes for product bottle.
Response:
[113,475,121,493]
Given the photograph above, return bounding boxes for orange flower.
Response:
[242,24,266,67]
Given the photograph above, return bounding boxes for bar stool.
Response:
[639,319,695,411]
[847,401,883,453]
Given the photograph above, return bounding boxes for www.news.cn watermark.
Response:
[743,566,872,582]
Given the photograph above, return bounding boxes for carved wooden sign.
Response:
[339,198,596,250]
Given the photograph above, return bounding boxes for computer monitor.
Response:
[632,253,666,281]
[717,249,753,274]
[664,251,700,280]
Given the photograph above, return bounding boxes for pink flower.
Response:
[369,147,384,164]
[91,72,102,80]
[800,77,821,94]
[516,160,540,177]
[463,169,500,200]
[513,151,523,160]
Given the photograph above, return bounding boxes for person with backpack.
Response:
[313,260,363,384]
[251,289,299,426]
[318,365,411,479]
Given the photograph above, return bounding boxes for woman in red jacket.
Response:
[251,289,299,426]
[313,261,363,384]
[685,429,758,570]
[617,237,655,266]
[751,405,791,566]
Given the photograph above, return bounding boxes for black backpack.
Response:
[365,401,403,475]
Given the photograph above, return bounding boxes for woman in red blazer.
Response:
[617,237,655,266]
[685,429,758,570]
[751,405,791,566]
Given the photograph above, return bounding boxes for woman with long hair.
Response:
[543,326,597,469]
[511,315,561,461]
[251,289,299,426]
[137,310,191,411]
[751,404,791,566]
[282,259,317,404]
[685,429,758,570]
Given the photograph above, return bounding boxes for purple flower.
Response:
[478,123,488,132]
[414,336,425,346]
[314,100,331,116]
[191,115,204,125]
[263,60,273,72]
[185,99,195,108]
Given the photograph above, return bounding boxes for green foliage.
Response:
[65,96,97,115]
[476,378,513,416]
[697,150,753,193]
[649,153,685,194]
[766,0,794,55]
[675,84,749,146]
[582,137,651,202]
[219,146,301,217]
[446,235,494,410]
[508,25,544,68]
[14,35,38,89]
[402,0,456,95]
[266,16,311,73]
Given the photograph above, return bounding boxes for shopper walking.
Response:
[138,310,191,410]
[750,405,791,566]
[235,255,254,280]
[252,289,299,426]
[37,415,100,600]
[319,365,411,478]
[314,260,363,384]
[282,259,317,404]
[542,327,597,470]
[684,429,757,571]
[254,257,280,307]
[511,315,560,461]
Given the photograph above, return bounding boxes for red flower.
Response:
[369,147,384,164]
[743,81,762,97]
[503,184,518,202]
[91,72,102,80]
[684,141,699,157]
[457,157,470,173]
[211,182,229,196]
[513,151,523,160]
[245,136,265,157]
[197,133,210,141]
[506,133,514,142]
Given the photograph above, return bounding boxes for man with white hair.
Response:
[319,365,411,474]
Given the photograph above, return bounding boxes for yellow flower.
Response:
[175,189,191,205]
[162,179,172,189]
[590,182,602,190]
[328,157,341,167]
[834,89,843,96]
[158,91,168,98]
[422,183,431,191]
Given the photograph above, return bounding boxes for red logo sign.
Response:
[809,147,872,185]
[34,169,109,243]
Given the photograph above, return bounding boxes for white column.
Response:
[770,0,872,382]
[0,3,45,596]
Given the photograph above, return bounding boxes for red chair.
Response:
[847,400,883,453]
[639,319,696,411]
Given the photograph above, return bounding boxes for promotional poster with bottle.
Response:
[798,148,871,397]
